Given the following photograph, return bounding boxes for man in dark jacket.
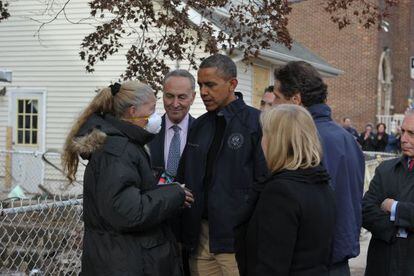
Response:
[342,117,359,140]
[362,109,414,276]
[176,54,268,275]
[272,61,365,276]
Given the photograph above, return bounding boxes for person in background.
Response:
[259,85,275,112]
[359,123,376,151]
[342,117,359,139]
[362,109,414,276]
[374,123,389,152]
[176,54,268,276]
[385,126,401,154]
[62,81,193,275]
[272,61,365,276]
[148,69,196,181]
[235,104,336,276]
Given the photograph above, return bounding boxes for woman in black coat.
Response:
[374,123,389,152]
[62,81,193,276]
[359,123,376,151]
[235,104,336,276]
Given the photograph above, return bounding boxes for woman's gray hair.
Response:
[113,81,156,118]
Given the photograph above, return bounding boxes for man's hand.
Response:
[381,198,395,213]
[181,185,194,208]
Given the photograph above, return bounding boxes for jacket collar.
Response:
[216,92,246,119]
[104,114,155,146]
[395,155,413,171]
[307,103,332,122]
[252,165,330,192]
[72,113,153,159]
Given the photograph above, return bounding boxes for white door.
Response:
[10,89,46,194]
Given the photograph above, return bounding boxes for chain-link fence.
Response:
[0,197,83,276]
[0,150,83,197]
[0,149,401,275]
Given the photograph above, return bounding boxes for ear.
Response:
[291,93,302,105]
[229,78,238,92]
[190,91,196,105]
[124,105,136,118]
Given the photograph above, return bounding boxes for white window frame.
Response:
[8,88,47,152]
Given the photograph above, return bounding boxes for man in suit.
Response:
[148,69,196,276]
[149,69,196,178]
[362,109,414,276]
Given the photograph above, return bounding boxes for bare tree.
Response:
[324,0,399,29]
[0,0,399,91]
[0,0,10,22]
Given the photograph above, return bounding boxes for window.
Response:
[16,99,38,145]
[253,65,271,108]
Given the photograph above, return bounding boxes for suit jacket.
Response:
[362,156,414,276]
[148,114,195,171]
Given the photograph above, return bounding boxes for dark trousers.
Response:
[328,261,351,276]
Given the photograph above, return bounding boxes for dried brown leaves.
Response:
[324,0,399,29]
[0,1,10,22]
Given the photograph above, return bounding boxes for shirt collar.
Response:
[165,113,189,131]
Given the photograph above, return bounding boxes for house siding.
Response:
[0,0,267,193]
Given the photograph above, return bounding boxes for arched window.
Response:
[377,48,392,116]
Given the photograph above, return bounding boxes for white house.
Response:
[0,0,341,195]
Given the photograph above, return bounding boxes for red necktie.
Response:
[409,159,414,171]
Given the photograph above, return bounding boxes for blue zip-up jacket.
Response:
[176,93,268,253]
[308,104,365,265]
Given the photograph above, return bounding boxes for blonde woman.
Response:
[235,104,335,276]
[62,81,193,275]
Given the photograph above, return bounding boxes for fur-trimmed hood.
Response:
[69,113,154,159]
[72,128,108,159]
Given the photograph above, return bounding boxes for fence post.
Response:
[5,126,12,189]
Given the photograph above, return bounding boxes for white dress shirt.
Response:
[164,114,189,166]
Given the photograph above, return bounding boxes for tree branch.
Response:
[0,0,10,22]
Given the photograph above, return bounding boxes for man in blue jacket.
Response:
[176,54,268,276]
[272,61,365,276]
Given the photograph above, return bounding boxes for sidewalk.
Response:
[349,230,371,276]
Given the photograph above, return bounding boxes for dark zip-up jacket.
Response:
[308,104,365,265]
[176,93,268,253]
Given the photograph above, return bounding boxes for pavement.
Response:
[349,230,371,276]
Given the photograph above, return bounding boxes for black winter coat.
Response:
[362,157,414,276]
[176,93,268,253]
[235,166,336,276]
[359,132,376,151]
[374,133,389,152]
[73,114,186,276]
